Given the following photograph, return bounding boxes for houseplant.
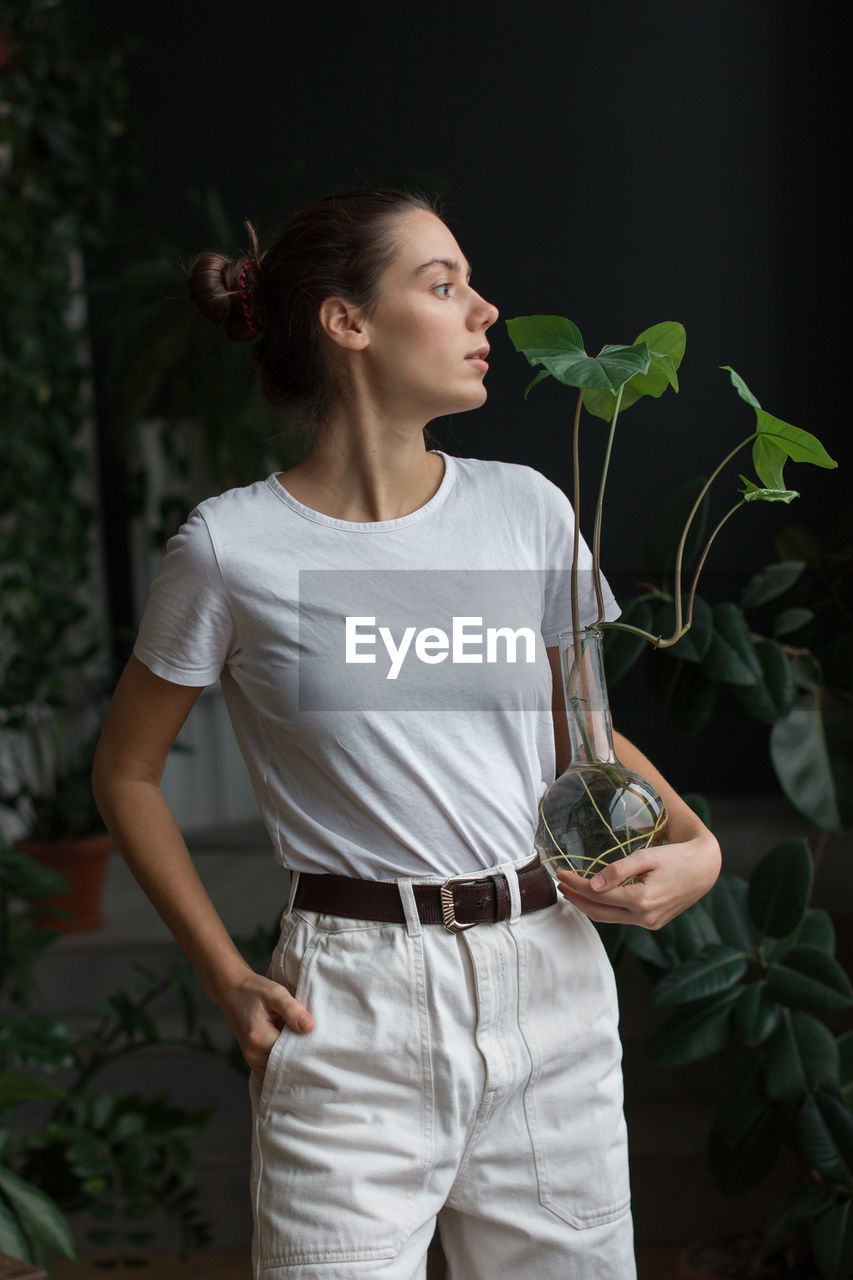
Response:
[0,0,135,928]
[506,316,837,878]
[0,833,227,1267]
[624,828,853,1280]
[597,498,853,1278]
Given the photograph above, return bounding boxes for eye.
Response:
[433,282,453,298]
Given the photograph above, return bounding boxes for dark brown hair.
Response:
[187,187,441,434]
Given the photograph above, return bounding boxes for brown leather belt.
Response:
[292,854,556,933]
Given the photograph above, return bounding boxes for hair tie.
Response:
[239,259,261,335]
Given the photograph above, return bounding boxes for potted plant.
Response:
[0,1,134,929]
[620,827,853,1280]
[0,833,232,1267]
[586,495,852,1278]
[505,315,837,879]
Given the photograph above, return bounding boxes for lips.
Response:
[465,347,490,360]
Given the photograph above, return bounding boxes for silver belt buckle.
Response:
[440,873,478,933]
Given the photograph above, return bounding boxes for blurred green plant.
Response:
[619,830,853,1278]
[0,835,225,1266]
[0,0,133,843]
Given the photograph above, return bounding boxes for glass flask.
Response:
[536,627,668,879]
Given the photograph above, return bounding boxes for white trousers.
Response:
[249,854,636,1278]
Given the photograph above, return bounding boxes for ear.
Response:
[318,296,369,350]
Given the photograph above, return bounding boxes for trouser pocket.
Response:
[520,903,632,1229]
[250,913,432,1268]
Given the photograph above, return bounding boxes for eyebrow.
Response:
[413,257,472,280]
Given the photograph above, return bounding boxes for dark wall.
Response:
[87,0,849,794]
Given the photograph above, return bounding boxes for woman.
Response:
[93,188,721,1279]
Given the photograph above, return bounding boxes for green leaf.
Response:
[772,607,814,637]
[543,340,651,393]
[602,598,653,685]
[761,1180,838,1261]
[621,924,671,967]
[583,320,686,420]
[767,946,853,1012]
[798,909,836,954]
[812,1200,853,1280]
[770,691,853,831]
[711,874,755,952]
[722,365,762,410]
[645,987,741,1067]
[709,1057,779,1194]
[734,981,781,1044]
[0,1164,76,1260]
[0,1075,65,1108]
[791,653,823,692]
[765,1010,840,1100]
[523,368,551,399]
[738,475,799,504]
[814,1088,853,1176]
[710,602,762,682]
[747,838,812,939]
[657,657,718,736]
[732,638,796,723]
[796,1092,851,1183]
[756,408,838,471]
[506,314,584,361]
[700,628,757,687]
[839,1031,853,1096]
[642,475,709,578]
[666,899,721,959]
[650,944,747,1009]
[0,1198,35,1266]
[740,561,807,610]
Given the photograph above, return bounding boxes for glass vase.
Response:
[535,627,668,879]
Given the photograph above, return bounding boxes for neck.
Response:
[280,417,443,523]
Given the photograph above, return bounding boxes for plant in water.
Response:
[506,316,837,879]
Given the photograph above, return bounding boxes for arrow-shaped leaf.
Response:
[584,320,686,420]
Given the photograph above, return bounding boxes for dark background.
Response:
[85,0,850,795]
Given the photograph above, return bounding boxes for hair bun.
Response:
[187,238,263,342]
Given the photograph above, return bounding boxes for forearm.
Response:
[93,773,252,1007]
[612,729,712,845]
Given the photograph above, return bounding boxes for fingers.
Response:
[222,973,315,1079]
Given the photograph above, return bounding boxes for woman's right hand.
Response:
[218,968,315,1081]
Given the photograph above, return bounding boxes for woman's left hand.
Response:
[555,830,721,931]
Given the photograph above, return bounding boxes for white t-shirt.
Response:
[134,451,619,879]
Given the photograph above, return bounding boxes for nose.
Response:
[469,289,499,330]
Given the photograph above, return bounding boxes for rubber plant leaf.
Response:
[764,1010,839,1101]
[770,690,853,831]
[747,838,812,939]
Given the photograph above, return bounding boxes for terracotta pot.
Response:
[15,832,113,933]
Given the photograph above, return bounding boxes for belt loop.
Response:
[286,870,301,914]
[503,862,522,924]
[397,880,423,938]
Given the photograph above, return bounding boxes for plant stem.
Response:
[570,386,586,658]
[666,431,757,640]
[656,499,747,648]
[592,384,624,625]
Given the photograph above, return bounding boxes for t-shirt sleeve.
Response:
[536,471,621,646]
[133,509,237,686]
